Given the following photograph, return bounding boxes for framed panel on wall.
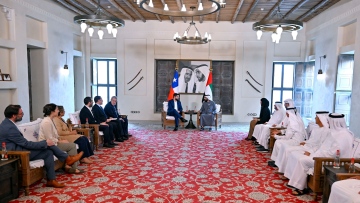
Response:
[177,60,211,94]
[155,60,234,115]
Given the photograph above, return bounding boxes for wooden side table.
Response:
[322,165,348,203]
[0,158,19,203]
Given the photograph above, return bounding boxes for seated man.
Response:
[79,97,115,148]
[328,176,360,203]
[0,105,83,188]
[270,108,306,163]
[92,96,125,143]
[104,96,132,138]
[199,94,216,131]
[258,99,294,151]
[275,111,329,173]
[284,113,354,196]
[167,93,187,131]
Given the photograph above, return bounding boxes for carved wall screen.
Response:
[155,60,234,115]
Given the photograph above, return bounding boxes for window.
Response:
[271,62,295,109]
[91,59,117,104]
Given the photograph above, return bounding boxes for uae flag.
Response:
[167,70,179,101]
[202,71,213,102]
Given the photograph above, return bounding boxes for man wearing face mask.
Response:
[199,95,217,131]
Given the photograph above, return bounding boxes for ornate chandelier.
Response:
[73,0,125,39]
[173,8,211,45]
[136,0,225,17]
[253,7,303,43]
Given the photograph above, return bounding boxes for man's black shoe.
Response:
[103,143,115,148]
[110,141,118,146]
[180,118,188,122]
[122,136,129,140]
[173,127,178,131]
[115,138,124,142]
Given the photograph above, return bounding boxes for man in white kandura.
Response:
[253,101,285,151]
[284,113,354,196]
[257,99,294,151]
[328,176,360,203]
[270,107,306,163]
[199,95,216,131]
[275,111,329,174]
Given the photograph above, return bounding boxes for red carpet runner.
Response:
[11,129,319,202]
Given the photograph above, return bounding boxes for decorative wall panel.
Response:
[155,60,234,114]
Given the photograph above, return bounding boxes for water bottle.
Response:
[85,118,89,129]
[1,142,8,160]
[333,150,340,169]
[348,157,356,173]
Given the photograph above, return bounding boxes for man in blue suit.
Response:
[0,105,83,188]
[104,96,131,138]
[167,93,188,131]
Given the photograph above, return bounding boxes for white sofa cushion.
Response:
[352,138,360,158]
[215,104,221,113]
[69,111,81,125]
[163,102,168,112]
[165,116,175,120]
[18,118,43,142]
[30,156,59,169]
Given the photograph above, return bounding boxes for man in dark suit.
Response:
[92,96,125,143]
[0,105,83,188]
[104,96,131,138]
[167,93,188,131]
[79,97,115,148]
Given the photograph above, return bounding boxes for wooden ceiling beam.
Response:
[261,0,285,21]
[231,0,245,24]
[281,0,310,19]
[296,0,330,21]
[175,0,187,23]
[160,0,174,23]
[122,0,146,22]
[68,0,93,14]
[215,10,220,23]
[242,0,260,23]
[107,0,135,21]
[56,0,84,15]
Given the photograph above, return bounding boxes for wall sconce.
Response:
[60,50,68,69]
[318,55,326,74]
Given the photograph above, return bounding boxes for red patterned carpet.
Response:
[11,129,319,202]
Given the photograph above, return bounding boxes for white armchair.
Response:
[196,104,222,130]
[161,102,185,129]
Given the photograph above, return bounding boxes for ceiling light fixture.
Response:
[137,0,225,17]
[253,7,303,43]
[318,55,326,75]
[73,0,125,39]
[61,51,68,70]
[173,7,211,45]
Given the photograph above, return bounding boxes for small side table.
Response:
[0,158,19,203]
[322,165,348,203]
[184,110,197,129]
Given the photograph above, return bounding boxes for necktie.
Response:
[185,83,188,92]
[114,106,118,118]
[193,83,196,93]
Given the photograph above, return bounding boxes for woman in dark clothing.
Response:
[246,98,271,140]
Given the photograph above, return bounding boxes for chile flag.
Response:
[167,71,179,101]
